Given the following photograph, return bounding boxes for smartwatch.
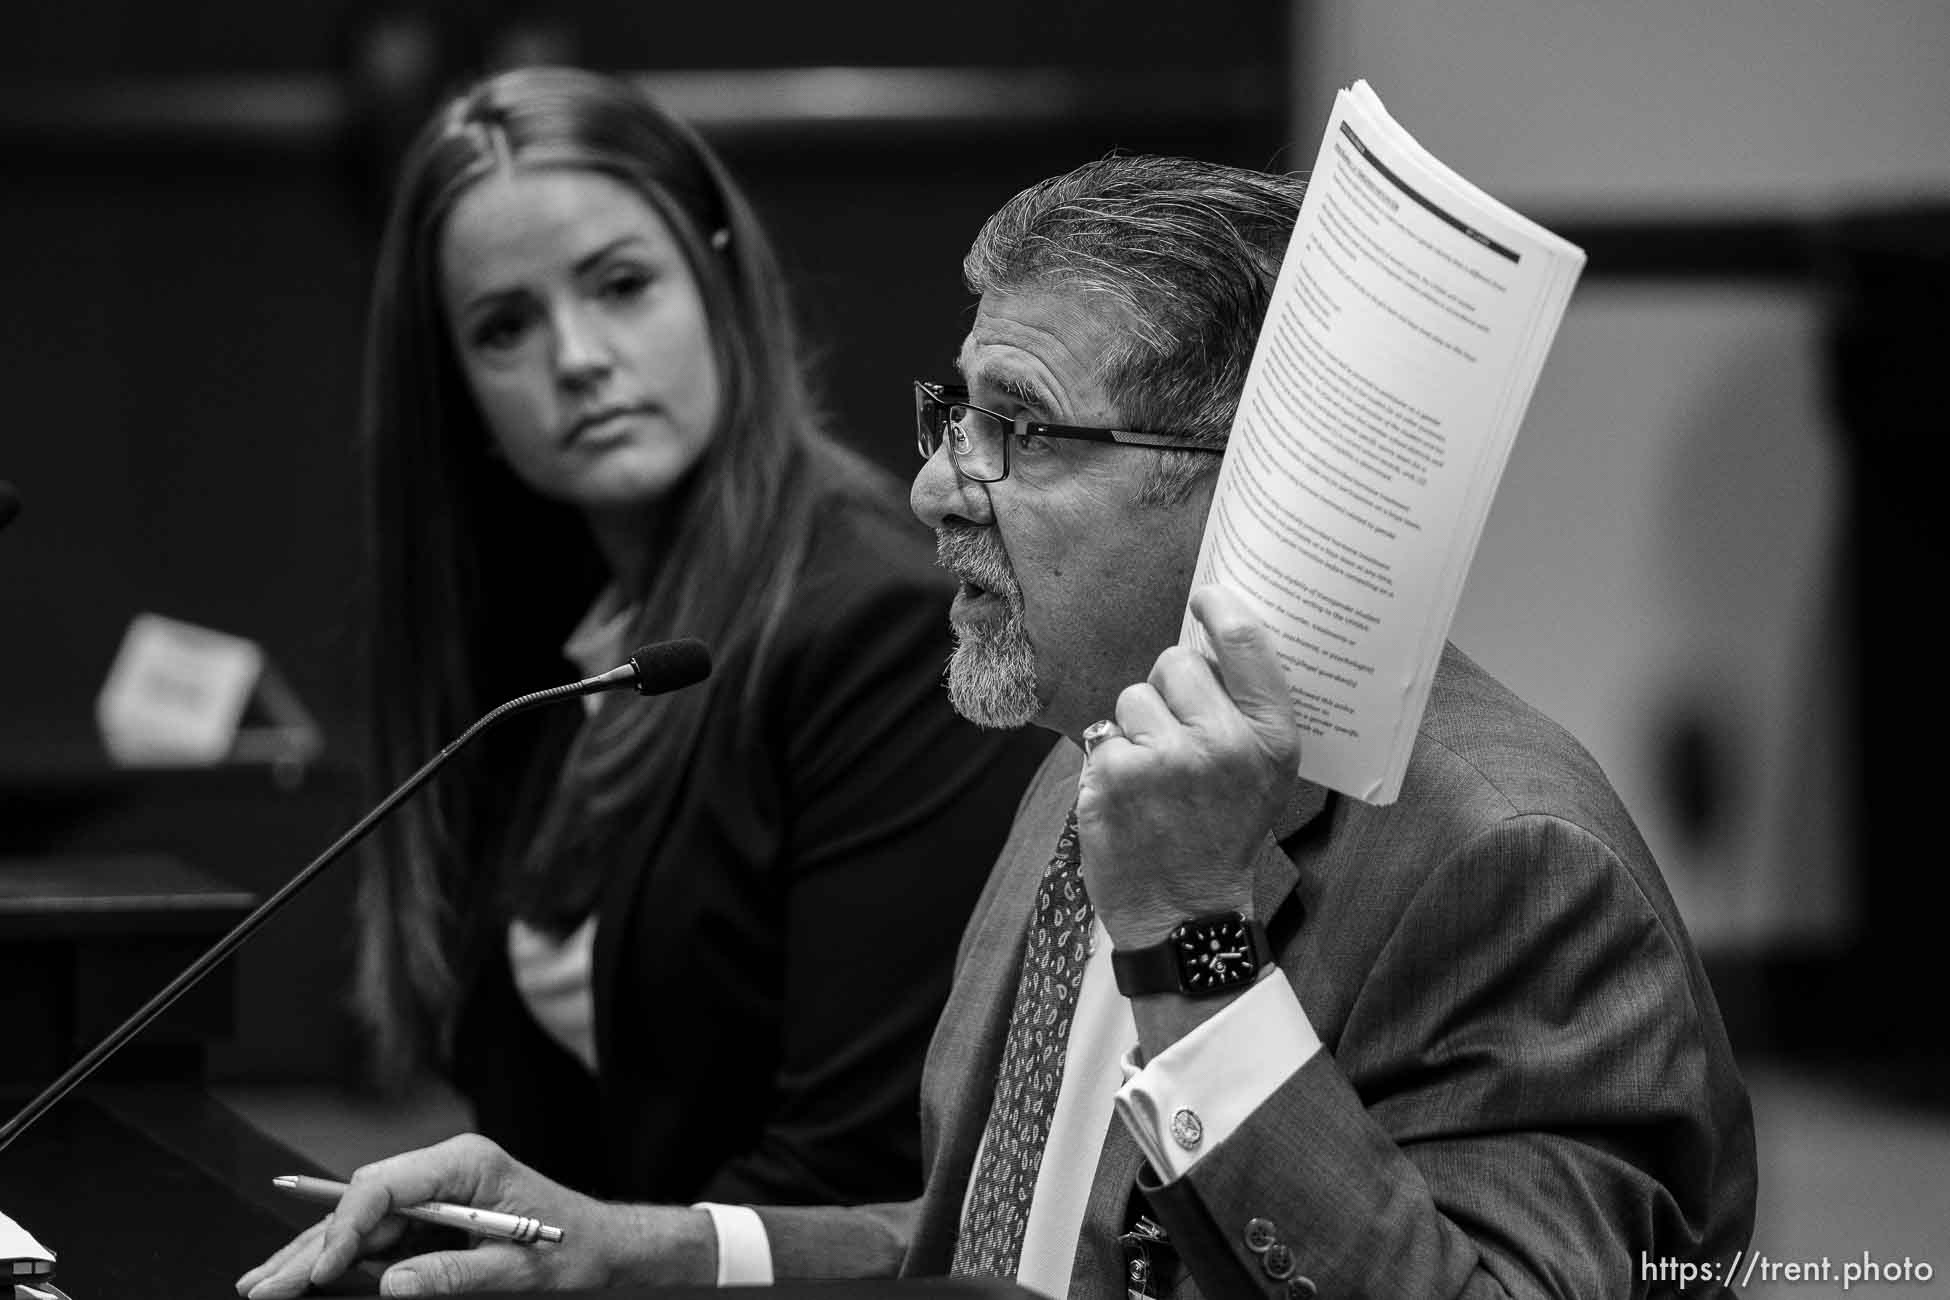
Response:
[1111,911,1272,997]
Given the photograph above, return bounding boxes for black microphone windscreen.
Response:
[628,638,712,696]
[0,481,20,532]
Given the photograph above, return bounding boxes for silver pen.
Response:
[271,1175,565,1245]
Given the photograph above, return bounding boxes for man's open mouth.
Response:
[951,576,1008,620]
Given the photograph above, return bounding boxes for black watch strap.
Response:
[1111,911,1272,998]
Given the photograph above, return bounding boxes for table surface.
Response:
[0,1088,1045,1300]
[0,856,255,940]
[0,1086,374,1298]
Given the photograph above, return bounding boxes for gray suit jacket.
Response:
[755,646,1757,1298]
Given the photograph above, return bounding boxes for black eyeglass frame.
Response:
[913,380,1222,484]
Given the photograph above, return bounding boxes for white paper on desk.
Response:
[0,1209,55,1278]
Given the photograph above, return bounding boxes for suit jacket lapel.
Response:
[907,742,1080,1273]
[1068,1119,1146,1300]
[1266,778,1328,920]
[1254,829,1305,936]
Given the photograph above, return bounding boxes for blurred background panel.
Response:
[1296,0,1950,208]
[1300,0,1950,1052]
[1297,7,1950,1287]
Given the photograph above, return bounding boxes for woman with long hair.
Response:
[352,65,1049,1207]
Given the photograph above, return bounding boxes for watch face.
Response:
[1172,915,1259,991]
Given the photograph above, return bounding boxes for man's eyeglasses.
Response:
[913,380,1221,484]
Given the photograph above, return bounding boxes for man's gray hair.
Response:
[962,155,1307,504]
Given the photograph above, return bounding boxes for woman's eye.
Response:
[471,313,529,353]
[600,268,652,301]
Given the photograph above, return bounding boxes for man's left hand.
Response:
[1076,584,1300,950]
[233,1134,715,1297]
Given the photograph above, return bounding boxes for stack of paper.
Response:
[1185,80,1586,804]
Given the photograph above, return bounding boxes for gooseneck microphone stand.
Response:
[0,639,710,1154]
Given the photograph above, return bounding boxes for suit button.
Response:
[1285,1277,1317,1299]
[1262,1243,1297,1281]
[1243,1218,1278,1253]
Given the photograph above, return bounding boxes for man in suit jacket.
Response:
[241,156,1756,1300]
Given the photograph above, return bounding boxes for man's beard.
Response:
[935,524,1040,728]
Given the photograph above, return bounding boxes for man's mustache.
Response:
[935,524,1021,602]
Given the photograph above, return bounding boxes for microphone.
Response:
[578,636,713,698]
[0,637,712,1153]
[0,481,20,533]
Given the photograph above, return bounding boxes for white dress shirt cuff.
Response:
[1112,968,1321,1182]
[691,1202,774,1286]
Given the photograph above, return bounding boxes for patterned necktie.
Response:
[950,807,1094,1279]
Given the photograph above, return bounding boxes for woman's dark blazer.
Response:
[449,485,1053,1207]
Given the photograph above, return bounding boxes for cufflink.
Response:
[1169,1108,1203,1151]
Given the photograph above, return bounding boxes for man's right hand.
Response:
[234,1133,718,1297]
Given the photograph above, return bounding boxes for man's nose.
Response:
[910,440,994,530]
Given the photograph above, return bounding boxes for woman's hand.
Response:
[235,1133,717,1297]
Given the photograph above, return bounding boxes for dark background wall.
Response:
[0,0,1288,1081]
[0,0,1288,766]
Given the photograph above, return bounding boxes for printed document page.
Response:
[1185,81,1585,803]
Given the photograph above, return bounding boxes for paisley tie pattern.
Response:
[950,806,1094,1279]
